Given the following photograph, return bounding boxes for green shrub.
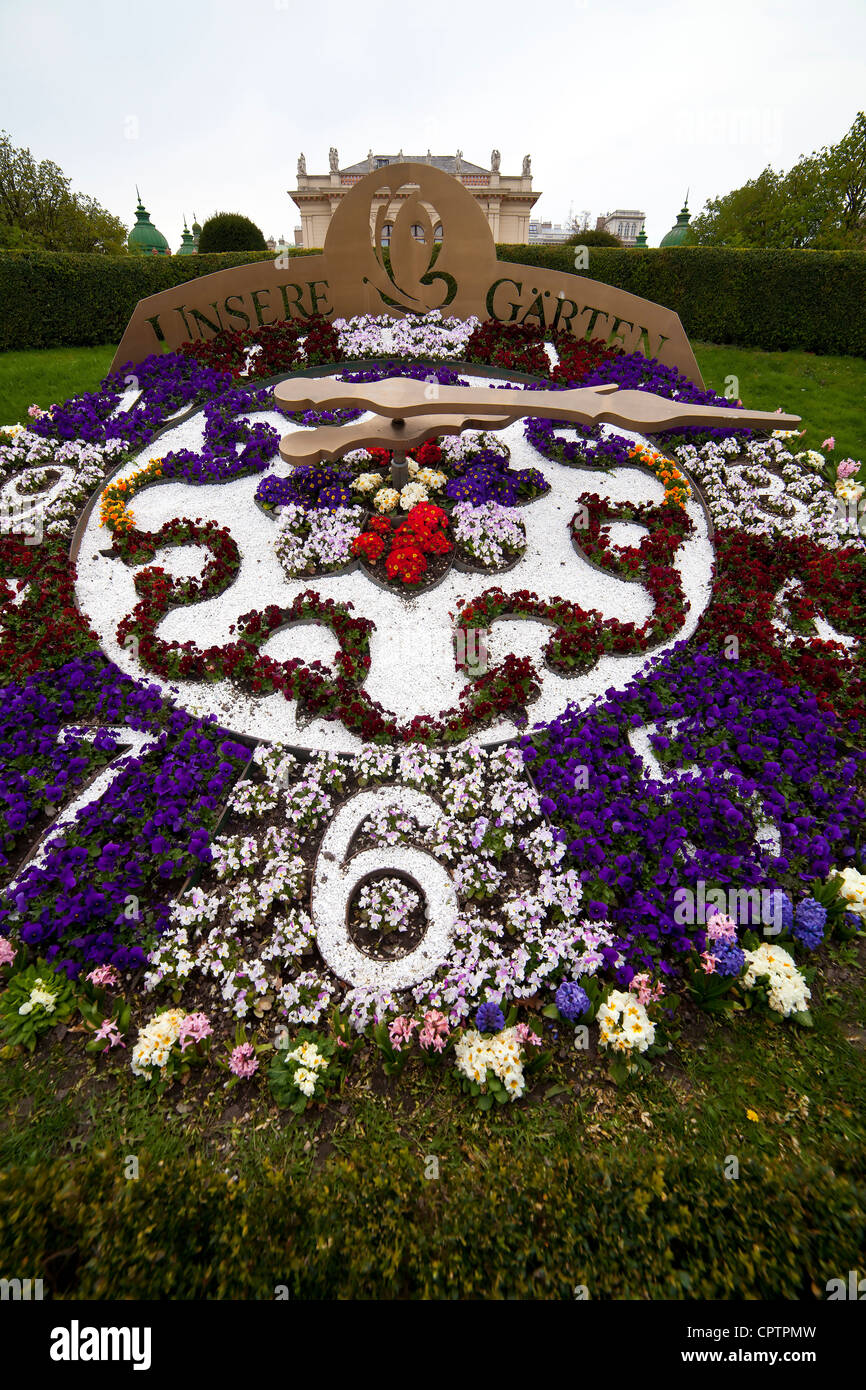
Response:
[197,212,267,255]
[1,244,863,356]
[1,1143,863,1299]
[563,228,623,247]
[0,248,320,351]
[495,244,866,356]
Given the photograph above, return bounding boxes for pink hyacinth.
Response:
[822,437,835,450]
[418,1009,450,1051]
[515,1022,542,1047]
[706,912,737,942]
[700,951,718,975]
[634,973,665,1003]
[179,1012,213,1051]
[837,458,860,478]
[229,1042,259,1078]
[93,1018,126,1050]
[0,938,16,967]
[388,1015,417,1051]
[87,964,120,989]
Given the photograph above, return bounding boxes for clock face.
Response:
[72,367,715,751]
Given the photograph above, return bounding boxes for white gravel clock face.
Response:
[74,369,715,750]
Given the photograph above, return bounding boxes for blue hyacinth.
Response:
[792,898,827,950]
[555,981,590,1020]
[475,1001,505,1033]
[765,889,794,935]
[711,941,745,977]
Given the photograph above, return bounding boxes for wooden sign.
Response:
[111,162,705,385]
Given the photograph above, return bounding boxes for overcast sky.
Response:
[2,0,864,248]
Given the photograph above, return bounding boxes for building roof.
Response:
[176,221,196,256]
[660,199,693,247]
[128,190,170,254]
[339,154,490,176]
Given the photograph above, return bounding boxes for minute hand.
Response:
[273,377,801,432]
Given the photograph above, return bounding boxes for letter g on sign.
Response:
[311,786,459,991]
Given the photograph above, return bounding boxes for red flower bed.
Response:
[464,319,552,375]
[177,316,340,379]
[352,503,452,588]
[695,531,866,723]
[0,538,99,681]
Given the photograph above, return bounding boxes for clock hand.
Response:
[274,376,801,433]
[278,410,517,466]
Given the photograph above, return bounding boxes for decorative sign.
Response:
[111,162,705,384]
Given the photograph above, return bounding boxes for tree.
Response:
[691,113,866,250]
[0,130,127,253]
[197,212,267,254]
[819,111,866,246]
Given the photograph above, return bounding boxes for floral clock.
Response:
[1,311,865,1106]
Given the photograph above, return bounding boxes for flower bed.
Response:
[1,309,864,1106]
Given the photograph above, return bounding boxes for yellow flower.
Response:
[746,1108,759,1122]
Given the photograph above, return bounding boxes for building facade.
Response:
[528,219,571,244]
[289,151,540,248]
[595,209,647,247]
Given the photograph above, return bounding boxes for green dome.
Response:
[128,190,170,256]
[660,199,692,248]
[176,219,197,256]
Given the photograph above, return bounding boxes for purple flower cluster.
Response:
[341,362,470,388]
[521,643,866,985]
[256,464,354,511]
[0,653,248,978]
[444,449,548,507]
[280,407,363,427]
[31,352,233,450]
[524,348,753,461]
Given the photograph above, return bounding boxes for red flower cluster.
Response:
[551,331,623,385]
[0,537,98,681]
[353,503,452,585]
[177,316,340,379]
[361,440,443,471]
[465,319,551,375]
[695,530,866,723]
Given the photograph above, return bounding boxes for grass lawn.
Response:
[0,339,864,471]
[1,936,865,1297]
[693,341,866,465]
[0,343,117,426]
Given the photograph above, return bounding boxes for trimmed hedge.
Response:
[1,1143,864,1298]
[0,248,320,352]
[1,244,864,356]
[497,244,866,356]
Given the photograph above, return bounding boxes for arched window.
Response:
[410,224,425,241]
[380,223,393,246]
[433,224,443,242]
